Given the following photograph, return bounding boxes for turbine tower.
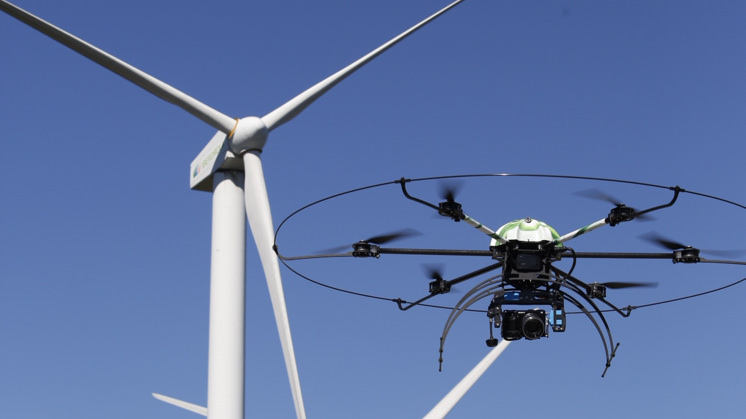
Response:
[0,1,465,417]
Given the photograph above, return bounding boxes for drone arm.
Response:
[395,263,503,311]
[398,178,506,243]
[552,218,608,246]
[555,186,684,246]
[379,248,493,257]
[274,246,493,261]
[552,267,633,318]
[551,263,597,296]
[570,253,743,266]
[461,215,507,244]
[446,262,504,288]
[569,251,673,260]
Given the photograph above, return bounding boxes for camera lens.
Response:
[521,313,545,340]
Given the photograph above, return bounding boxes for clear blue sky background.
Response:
[2,1,745,418]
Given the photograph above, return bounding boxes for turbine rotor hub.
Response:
[229,116,269,154]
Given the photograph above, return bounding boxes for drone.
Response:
[276,175,746,377]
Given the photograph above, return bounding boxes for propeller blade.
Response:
[366,228,421,245]
[640,232,687,250]
[439,180,463,203]
[260,0,465,133]
[575,188,653,221]
[640,232,744,258]
[0,1,236,134]
[601,281,658,289]
[318,229,420,254]
[423,264,460,294]
[424,263,455,294]
[242,152,306,419]
[424,263,445,280]
[575,188,623,206]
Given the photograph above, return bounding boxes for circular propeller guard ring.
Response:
[275,172,746,311]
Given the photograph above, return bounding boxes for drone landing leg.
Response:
[602,343,621,378]
[486,317,498,348]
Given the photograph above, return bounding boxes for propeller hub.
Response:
[229,116,269,154]
[429,277,451,294]
[588,282,607,299]
[352,241,380,258]
[607,205,636,226]
[438,200,463,221]
[674,246,700,263]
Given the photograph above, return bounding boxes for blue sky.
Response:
[1,1,745,418]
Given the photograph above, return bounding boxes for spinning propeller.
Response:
[575,188,653,224]
[598,281,658,289]
[364,230,422,246]
[642,233,693,251]
[349,229,421,257]
[640,232,744,263]
[438,181,465,221]
[640,232,740,255]
[320,229,421,257]
[425,264,452,294]
[581,280,657,299]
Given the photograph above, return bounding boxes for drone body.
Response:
[493,218,561,245]
[481,220,567,351]
[278,175,745,378]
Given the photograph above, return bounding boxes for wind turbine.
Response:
[0,0,465,418]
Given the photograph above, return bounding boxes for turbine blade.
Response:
[423,340,511,419]
[152,393,208,417]
[0,1,236,133]
[261,0,464,132]
[242,152,306,419]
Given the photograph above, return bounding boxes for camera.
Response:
[501,309,547,341]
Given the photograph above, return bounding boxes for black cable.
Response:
[624,277,746,311]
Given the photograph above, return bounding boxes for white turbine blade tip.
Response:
[423,340,511,419]
[152,393,208,416]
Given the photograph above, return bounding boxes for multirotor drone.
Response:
[276,175,746,376]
